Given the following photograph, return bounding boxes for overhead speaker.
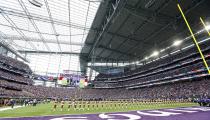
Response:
[28,0,43,7]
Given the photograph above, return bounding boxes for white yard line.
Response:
[0,106,23,111]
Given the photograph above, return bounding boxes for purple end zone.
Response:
[1,107,210,120]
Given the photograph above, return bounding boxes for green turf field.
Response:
[0,102,197,118]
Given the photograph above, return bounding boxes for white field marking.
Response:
[108,113,141,120]
[181,107,210,111]
[99,113,114,119]
[0,106,200,119]
[50,116,88,120]
[0,106,23,111]
[137,110,181,116]
[167,109,197,113]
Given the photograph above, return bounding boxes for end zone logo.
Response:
[49,107,210,120]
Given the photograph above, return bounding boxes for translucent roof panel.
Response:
[0,0,100,53]
[26,54,81,75]
[0,0,100,74]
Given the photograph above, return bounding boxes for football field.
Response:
[0,102,197,118]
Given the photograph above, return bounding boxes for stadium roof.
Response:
[0,0,100,56]
[81,0,210,62]
[1,0,210,74]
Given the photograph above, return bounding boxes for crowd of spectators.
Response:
[94,60,208,88]
[0,54,31,73]
[95,42,210,80]
[0,87,33,97]
[0,80,22,90]
[1,41,210,101]
[0,54,32,85]
[1,77,209,100]
[0,53,34,98]
[93,41,210,89]
[0,69,32,85]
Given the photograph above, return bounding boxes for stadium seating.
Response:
[0,54,33,98]
[93,41,210,89]
[0,54,32,73]
[1,43,210,100]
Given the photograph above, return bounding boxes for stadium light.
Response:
[151,51,159,57]
[206,25,210,30]
[160,49,166,52]
[145,56,148,60]
[173,40,182,46]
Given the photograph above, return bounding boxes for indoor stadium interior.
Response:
[0,0,210,120]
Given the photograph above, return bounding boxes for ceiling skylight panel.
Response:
[71,35,84,43]
[31,41,46,51]
[47,43,60,52]
[8,43,20,51]
[0,0,22,11]
[0,0,100,55]
[71,28,85,35]
[71,45,82,53]
[69,2,89,11]
[70,6,88,16]
[89,1,100,8]
[8,15,29,27]
[70,17,88,24]
[71,35,87,43]
[0,25,20,36]
[69,6,88,13]
[47,0,69,21]
[89,2,100,11]
[85,20,94,28]
[61,44,71,52]
[13,40,32,50]
[21,30,40,39]
[6,15,35,34]
[71,19,86,28]
[0,15,12,26]
[49,7,68,15]
[42,34,56,41]
[88,8,98,16]
[88,6,99,12]
[58,36,70,44]
[72,0,89,8]
[22,0,48,17]
[81,34,88,42]
[70,10,89,17]
[48,0,68,9]
[34,20,53,34]
[54,25,69,35]
[47,6,68,14]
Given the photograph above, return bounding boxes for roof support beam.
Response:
[18,50,83,55]
[2,34,85,46]
[44,0,61,52]
[88,0,126,58]
[122,0,206,60]
[117,0,173,59]
[0,7,92,31]
[106,31,151,45]
[90,56,127,61]
[0,34,28,62]
[3,35,139,55]
[124,4,174,26]
[98,45,136,58]
[0,9,37,50]
[18,0,51,51]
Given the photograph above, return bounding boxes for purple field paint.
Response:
[1,107,210,120]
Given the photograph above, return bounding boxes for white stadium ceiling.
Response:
[0,0,100,53]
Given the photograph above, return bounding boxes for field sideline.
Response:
[0,102,197,118]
